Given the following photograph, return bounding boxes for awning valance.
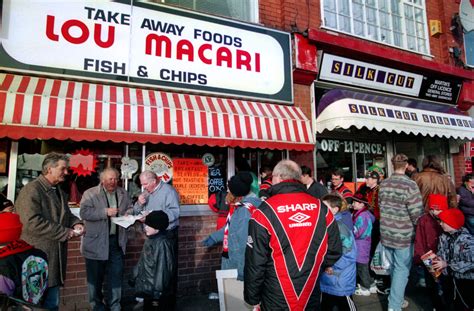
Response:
[0,74,314,151]
[316,89,474,140]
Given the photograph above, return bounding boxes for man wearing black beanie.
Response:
[202,171,262,309]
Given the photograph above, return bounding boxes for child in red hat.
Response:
[413,194,449,310]
[0,213,48,308]
[432,208,474,310]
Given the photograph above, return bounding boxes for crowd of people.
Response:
[204,154,474,311]
[0,152,473,311]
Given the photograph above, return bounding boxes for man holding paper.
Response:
[80,167,132,311]
[133,170,180,308]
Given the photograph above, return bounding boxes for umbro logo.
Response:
[289,212,310,223]
[247,235,254,248]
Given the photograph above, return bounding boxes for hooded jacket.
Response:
[244,180,342,310]
[320,212,357,297]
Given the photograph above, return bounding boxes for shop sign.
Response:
[173,158,208,204]
[419,77,462,105]
[208,165,225,194]
[318,139,385,155]
[120,157,138,179]
[69,149,97,177]
[145,152,173,183]
[0,1,292,103]
[348,103,473,128]
[202,153,215,167]
[318,53,423,97]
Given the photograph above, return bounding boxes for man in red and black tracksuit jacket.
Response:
[331,169,353,205]
[244,160,342,311]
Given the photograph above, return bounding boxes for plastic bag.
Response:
[370,242,392,275]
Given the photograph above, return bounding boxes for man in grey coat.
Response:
[15,152,84,310]
[80,167,132,311]
[134,170,180,307]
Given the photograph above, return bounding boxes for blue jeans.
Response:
[42,285,60,310]
[85,236,123,311]
[385,244,413,311]
[465,215,474,234]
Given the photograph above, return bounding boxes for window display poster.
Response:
[173,158,208,205]
[208,164,226,194]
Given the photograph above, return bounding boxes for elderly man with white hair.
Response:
[80,167,132,311]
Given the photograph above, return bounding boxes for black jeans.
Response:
[356,263,372,289]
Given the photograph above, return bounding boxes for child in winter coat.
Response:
[131,211,176,311]
[433,208,474,310]
[414,194,447,310]
[0,213,48,309]
[352,192,376,296]
[320,194,357,311]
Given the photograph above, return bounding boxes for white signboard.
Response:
[318,53,424,97]
[145,152,173,183]
[0,0,292,103]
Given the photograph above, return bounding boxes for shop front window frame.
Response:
[321,0,430,55]
[156,0,259,23]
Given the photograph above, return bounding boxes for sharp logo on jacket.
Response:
[277,203,318,213]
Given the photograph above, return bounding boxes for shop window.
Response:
[157,0,258,23]
[235,147,284,194]
[322,0,429,54]
[316,138,387,191]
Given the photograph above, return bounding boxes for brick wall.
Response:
[60,215,221,310]
[176,215,221,296]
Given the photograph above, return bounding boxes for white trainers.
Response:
[402,299,409,309]
[369,282,378,294]
[354,287,371,296]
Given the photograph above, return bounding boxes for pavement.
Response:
[124,277,433,311]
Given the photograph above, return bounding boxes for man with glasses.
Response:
[330,169,353,204]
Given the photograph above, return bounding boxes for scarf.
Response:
[0,240,33,258]
[222,201,255,258]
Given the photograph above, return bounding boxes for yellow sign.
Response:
[173,158,208,205]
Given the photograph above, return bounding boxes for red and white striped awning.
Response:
[0,74,314,151]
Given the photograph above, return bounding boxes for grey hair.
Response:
[140,170,158,182]
[273,160,302,181]
[100,167,120,181]
[42,152,69,175]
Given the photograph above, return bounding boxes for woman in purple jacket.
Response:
[352,192,376,296]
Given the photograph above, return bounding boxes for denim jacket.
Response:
[208,193,261,280]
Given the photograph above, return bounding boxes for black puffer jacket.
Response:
[244,180,342,310]
[131,231,177,300]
